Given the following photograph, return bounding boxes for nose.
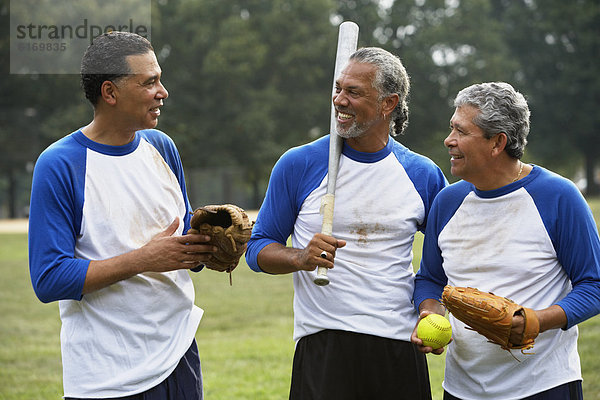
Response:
[158,81,169,99]
[444,129,457,148]
[333,91,348,108]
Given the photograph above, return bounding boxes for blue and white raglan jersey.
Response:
[246,135,447,342]
[414,165,600,399]
[28,129,203,398]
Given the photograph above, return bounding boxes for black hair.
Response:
[80,31,153,106]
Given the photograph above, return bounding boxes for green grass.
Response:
[1,198,600,399]
[0,234,63,399]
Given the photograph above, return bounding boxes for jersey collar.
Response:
[473,165,539,198]
[73,129,141,156]
[341,136,393,163]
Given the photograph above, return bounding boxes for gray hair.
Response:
[454,82,530,159]
[81,31,154,106]
[349,47,410,136]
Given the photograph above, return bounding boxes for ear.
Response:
[490,132,508,156]
[99,80,119,106]
[381,93,399,116]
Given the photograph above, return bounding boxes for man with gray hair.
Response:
[246,47,447,399]
[412,82,600,399]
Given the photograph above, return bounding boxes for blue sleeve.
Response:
[139,129,193,232]
[245,137,329,272]
[28,135,89,303]
[413,182,472,310]
[528,171,600,328]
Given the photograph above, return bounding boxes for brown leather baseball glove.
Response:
[187,204,253,276]
[441,285,539,352]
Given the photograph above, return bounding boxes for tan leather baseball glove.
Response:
[188,204,253,276]
[441,285,539,352]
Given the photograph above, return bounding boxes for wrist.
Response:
[419,298,446,316]
[536,305,567,333]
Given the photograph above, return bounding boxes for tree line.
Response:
[0,0,598,217]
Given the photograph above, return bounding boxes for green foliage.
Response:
[499,0,600,188]
[154,0,335,162]
[151,0,337,205]
[1,0,598,208]
[357,0,530,181]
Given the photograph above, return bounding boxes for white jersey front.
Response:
[29,130,203,398]
[246,135,447,342]
[415,166,600,399]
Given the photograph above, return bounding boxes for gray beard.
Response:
[336,118,378,139]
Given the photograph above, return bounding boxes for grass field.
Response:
[1,198,600,399]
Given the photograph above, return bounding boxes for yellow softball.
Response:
[417,314,452,349]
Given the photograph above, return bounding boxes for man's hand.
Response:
[257,233,346,275]
[292,233,347,272]
[411,299,449,355]
[82,217,216,294]
[139,218,217,272]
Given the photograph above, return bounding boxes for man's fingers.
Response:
[317,238,346,258]
[156,217,180,238]
[185,244,217,254]
[182,233,212,244]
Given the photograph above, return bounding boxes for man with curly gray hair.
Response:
[412,82,600,399]
[247,47,447,399]
[345,47,411,138]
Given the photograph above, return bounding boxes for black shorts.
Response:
[443,380,583,400]
[65,339,203,400]
[290,329,431,400]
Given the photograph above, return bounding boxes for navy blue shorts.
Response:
[290,329,431,400]
[443,379,583,400]
[65,339,203,400]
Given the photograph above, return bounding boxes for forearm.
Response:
[257,242,303,274]
[256,234,346,275]
[509,304,567,347]
[82,250,144,294]
[536,304,567,332]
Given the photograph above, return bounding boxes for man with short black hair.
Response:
[28,32,225,399]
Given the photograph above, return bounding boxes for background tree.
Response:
[0,0,597,216]
[0,0,88,217]
[356,0,522,180]
[500,0,600,193]
[154,0,336,206]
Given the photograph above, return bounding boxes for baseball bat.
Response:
[313,21,359,286]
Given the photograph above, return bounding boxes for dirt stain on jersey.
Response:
[350,223,386,247]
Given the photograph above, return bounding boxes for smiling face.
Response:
[333,62,386,140]
[112,51,168,131]
[445,105,496,183]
